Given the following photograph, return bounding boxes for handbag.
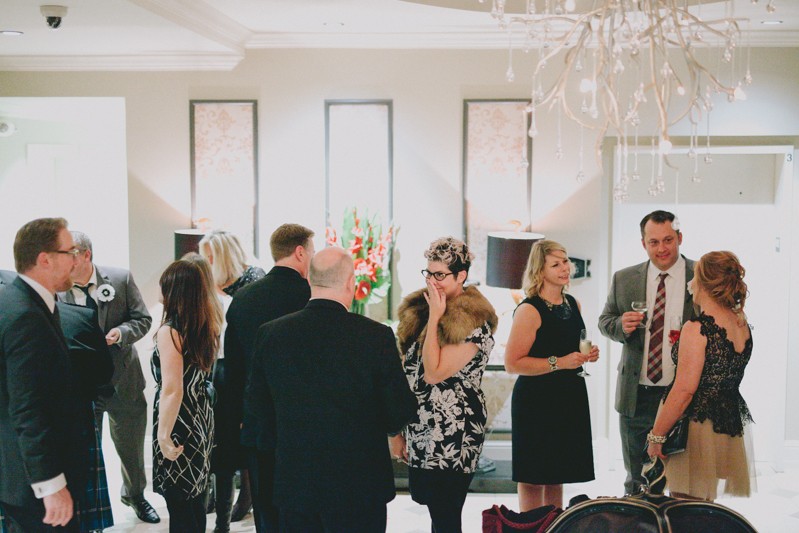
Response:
[205,359,218,407]
[662,415,689,455]
[482,504,562,532]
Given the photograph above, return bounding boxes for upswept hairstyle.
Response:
[521,239,568,298]
[158,259,221,372]
[199,230,249,289]
[14,217,68,273]
[424,237,473,275]
[695,251,749,324]
[639,210,679,238]
[269,223,314,262]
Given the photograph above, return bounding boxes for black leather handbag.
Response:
[662,416,689,455]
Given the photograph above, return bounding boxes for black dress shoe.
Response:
[121,496,161,524]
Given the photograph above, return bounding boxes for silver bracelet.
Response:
[646,432,667,444]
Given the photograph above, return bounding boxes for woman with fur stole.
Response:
[390,237,498,533]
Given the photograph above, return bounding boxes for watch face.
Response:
[548,356,557,364]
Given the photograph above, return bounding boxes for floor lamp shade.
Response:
[485,232,545,289]
[174,229,206,260]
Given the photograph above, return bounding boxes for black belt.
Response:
[638,384,667,393]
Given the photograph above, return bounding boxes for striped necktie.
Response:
[647,273,668,383]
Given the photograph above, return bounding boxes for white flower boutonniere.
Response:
[97,283,116,303]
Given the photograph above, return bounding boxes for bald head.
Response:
[310,247,353,289]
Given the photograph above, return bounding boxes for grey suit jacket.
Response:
[598,256,695,418]
[59,264,151,399]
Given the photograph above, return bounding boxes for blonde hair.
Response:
[521,239,568,298]
[695,251,749,324]
[199,230,249,289]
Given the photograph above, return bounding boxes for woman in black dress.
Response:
[505,239,599,511]
[152,258,221,532]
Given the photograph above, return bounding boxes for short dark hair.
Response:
[639,210,678,238]
[270,224,314,262]
[14,217,68,273]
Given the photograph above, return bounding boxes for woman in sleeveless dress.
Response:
[391,237,498,533]
[648,251,754,501]
[505,240,599,511]
[152,258,221,531]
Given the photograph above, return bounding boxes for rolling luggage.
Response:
[545,457,757,532]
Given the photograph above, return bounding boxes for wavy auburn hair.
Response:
[158,259,221,372]
[694,250,749,324]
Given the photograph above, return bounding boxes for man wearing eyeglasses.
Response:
[57,231,156,525]
[0,217,85,531]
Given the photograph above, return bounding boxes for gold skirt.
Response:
[664,418,756,501]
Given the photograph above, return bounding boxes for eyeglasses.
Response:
[421,269,454,281]
[53,248,80,257]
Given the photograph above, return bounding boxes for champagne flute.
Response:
[578,328,592,377]
[631,300,649,329]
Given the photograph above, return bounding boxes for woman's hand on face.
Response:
[423,279,447,322]
[158,436,184,462]
[647,442,666,460]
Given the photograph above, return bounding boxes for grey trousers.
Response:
[619,385,666,495]
[94,389,148,499]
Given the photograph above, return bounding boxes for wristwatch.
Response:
[548,356,558,372]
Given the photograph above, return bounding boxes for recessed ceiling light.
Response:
[0,30,24,36]
[761,20,783,25]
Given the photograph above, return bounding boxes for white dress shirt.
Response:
[70,265,98,307]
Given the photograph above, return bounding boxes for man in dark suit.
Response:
[224,223,315,531]
[247,246,417,532]
[0,269,15,287]
[58,231,156,524]
[598,210,696,495]
[0,218,84,531]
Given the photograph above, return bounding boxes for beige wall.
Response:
[2,47,799,442]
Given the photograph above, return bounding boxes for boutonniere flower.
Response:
[668,329,681,344]
[96,283,115,303]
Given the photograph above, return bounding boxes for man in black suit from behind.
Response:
[247,246,417,532]
[224,223,315,531]
[0,218,84,531]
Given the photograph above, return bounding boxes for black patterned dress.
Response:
[151,338,214,500]
[222,265,266,296]
[403,323,495,474]
[511,294,595,484]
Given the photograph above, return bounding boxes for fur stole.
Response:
[397,286,498,355]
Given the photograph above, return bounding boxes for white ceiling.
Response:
[1,0,797,71]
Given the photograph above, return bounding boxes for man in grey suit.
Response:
[58,231,158,524]
[598,210,695,495]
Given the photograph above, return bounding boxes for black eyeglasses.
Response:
[421,269,454,281]
[53,248,80,257]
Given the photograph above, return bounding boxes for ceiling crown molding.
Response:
[129,0,251,54]
[0,53,243,72]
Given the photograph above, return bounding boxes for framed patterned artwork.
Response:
[190,100,258,255]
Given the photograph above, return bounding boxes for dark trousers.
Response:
[1,500,79,533]
[408,467,474,533]
[162,487,206,533]
[279,504,387,533]
[246,447,279,533]
[620,385,666,494]
[213,470,234,531]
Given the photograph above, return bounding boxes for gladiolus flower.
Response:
[354,279,371,301]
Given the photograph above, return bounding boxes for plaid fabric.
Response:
[76,410,114,532]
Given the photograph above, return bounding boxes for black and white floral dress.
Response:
[403,323,494,473]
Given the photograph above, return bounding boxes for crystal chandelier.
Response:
[483,0,776,201]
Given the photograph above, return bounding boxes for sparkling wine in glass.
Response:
[631,301,649,329]
[578,329,591,377]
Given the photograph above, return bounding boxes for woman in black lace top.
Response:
[647,251,754,501]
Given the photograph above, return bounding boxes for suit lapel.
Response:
[15,278,68,352]
[634,261,649,345]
